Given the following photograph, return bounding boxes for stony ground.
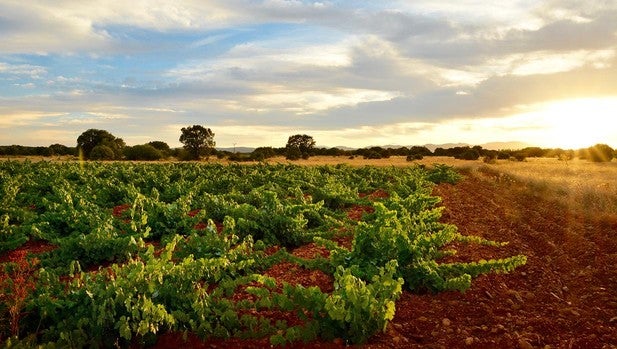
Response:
[368,171,617,348]
[168,169,616,348]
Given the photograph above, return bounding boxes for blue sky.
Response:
[1,0,617,149]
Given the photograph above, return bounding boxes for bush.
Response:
[89,145,116,160]
[77,129,125,159]
[251,147,276,161]
[510,153,526,162]
[228,153,253,162]
[363,151,382,159]
[483,155,497,164]
[175,149,194,161]
[285,147,302,160]
[457,149,480,160]
[587,144,614,162]
[147,141,171,154]
[406,154,423,161]
[124,145,163,161]
[497,151,511,160]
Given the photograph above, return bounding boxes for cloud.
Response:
[0,111,59,128]
[0,62,47,78]
[1,1,617,148]
[0,2,113,54]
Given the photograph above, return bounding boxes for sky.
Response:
[1,0,617,149]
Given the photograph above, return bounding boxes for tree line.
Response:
[1,126,616,163]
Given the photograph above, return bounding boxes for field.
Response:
[1,158,616,348]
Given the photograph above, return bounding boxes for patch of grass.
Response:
[472,157,617,216]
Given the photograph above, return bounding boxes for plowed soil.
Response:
[363,171,616,348]
[203,171,617,348]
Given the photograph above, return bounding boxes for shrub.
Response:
[175,149,194,161]
[147,141,171,155]
[587,144,614,162]
[497,151,511,160]
[251,147,276,161]
[483,155,497,164]
[406,154,423,161]
[89,145,116,160]
[427,164,462,184]
[457,149,480,160]
[124,145,163,161]
[324,262,403,344]
[510,153,526,162]
[363,151,382,159]
[228,153,253,162]
[285,147,302,160]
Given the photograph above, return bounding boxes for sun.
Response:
[536,97,617,149]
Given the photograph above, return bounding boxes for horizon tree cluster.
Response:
[1,127,616,164]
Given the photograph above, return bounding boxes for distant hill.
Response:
[422,143,469,152]
[361,141,533,152]
[331,146,356,151]
[423,141,533,151]
[480,141,533,150]
[216,147,255,153]
[216,141,533,154]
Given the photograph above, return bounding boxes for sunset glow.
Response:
[534,98,617,149]
[1,1,616,149]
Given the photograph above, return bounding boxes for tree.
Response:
[76,129,125,160]
[179,125,215,160]
[285,134,315,160]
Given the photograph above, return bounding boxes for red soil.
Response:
[0,240,57,263]
[366,173,617,348]
[164,173,617,348]
[112,204,131,217]
[359,189,390,200]
[346,205,374,221]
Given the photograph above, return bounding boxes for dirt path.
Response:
[367,172,617,348]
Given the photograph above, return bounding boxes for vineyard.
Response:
[0,161,526,347]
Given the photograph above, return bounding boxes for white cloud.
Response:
[0,62,47,78]
[0,111,61,128]
[248,88,399,114]
[509,49,615,76]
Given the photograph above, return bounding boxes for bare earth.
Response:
[369,171,617,348]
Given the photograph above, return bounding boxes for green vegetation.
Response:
[0,161,525,346]
[76,129,125,160]
[285,134,316,160]
[179,125,216,160]
[1,127,613,164]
